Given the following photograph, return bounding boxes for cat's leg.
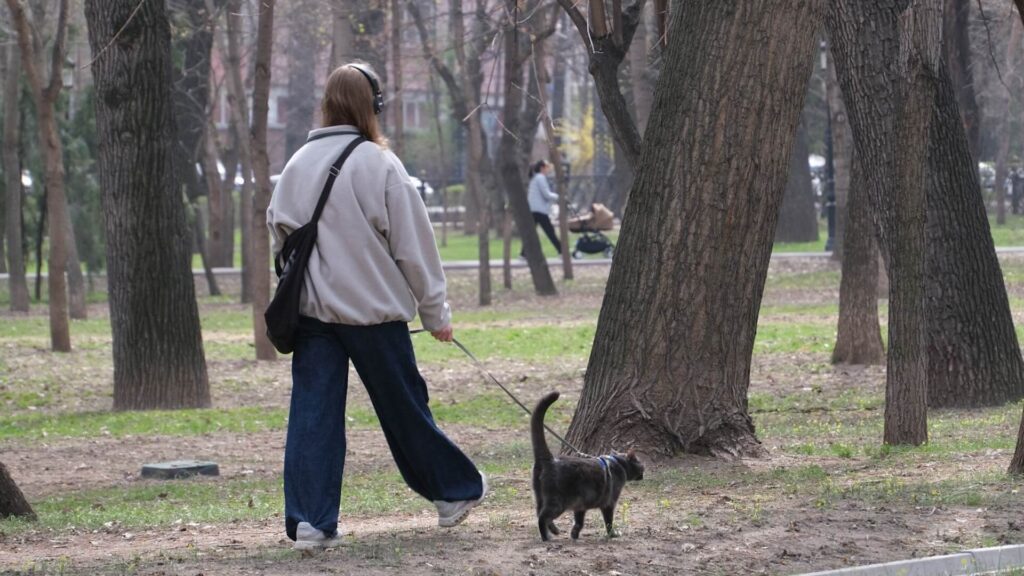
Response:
[601,506,620,538]
[547,521,560,535]
[538,509,559,541]
[570,510,586,540]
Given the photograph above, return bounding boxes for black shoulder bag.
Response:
[265,136,366,354]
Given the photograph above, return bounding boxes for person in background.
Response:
[267,62,486,552]
[524,159,562,256]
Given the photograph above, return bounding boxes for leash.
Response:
[411,329,589,458]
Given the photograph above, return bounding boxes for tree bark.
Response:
[223,0,255,303]
[7,0,72,351]
[565,0,822,460]
[85,0,211,410]
[3,43,30,312]
[775,117,820,243]
[826,0,936,447]
[0,462,35,520]
[250,0,277,361]
[924,61,1024,407]
[942,0,980,159]
[832,154,884,365]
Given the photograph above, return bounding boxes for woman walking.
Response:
[524,159,562,255]
[267,63,486,551]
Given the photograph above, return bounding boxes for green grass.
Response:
[0,391,571,442]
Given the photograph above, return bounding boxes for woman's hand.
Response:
[431,325,454,342]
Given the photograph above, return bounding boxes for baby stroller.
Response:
[568,203,616,259]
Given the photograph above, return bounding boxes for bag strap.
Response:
[311,135,367,224]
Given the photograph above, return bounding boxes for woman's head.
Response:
[321,63,388,147]
[532,160,550,175]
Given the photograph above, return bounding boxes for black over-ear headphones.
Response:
[349,64,384,115]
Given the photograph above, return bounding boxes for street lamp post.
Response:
[821,39,836,252]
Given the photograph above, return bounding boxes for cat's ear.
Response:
[626,448,636,460]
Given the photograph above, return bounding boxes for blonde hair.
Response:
[321,63,389,147]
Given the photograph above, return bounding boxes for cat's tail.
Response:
[531,392,560,462]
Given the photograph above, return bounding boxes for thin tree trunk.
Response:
[190,200,221,296]
[827,49,851,263]
[390,0,404,154]
[924,61,1024,407]
[427,72,449,247]
[628,3,652,136]
[63,203,87,319]
[993,18,1021,226]
[452,0,491,305]
[204,118,229,267]
[565,0,822,459]
[85,0,211,410]
[502,208,512,289]
[833,154,884,365]
[0,462,35,520]
[7,0,72,351]
[3,44,30,312]
[330,0,356,69]
[250,0,277,361]
[285,0,318,160]
[224,0,255,304]
[775,117,820,243]
[498,6,558,297]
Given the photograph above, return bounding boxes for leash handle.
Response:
[408,328,588,457]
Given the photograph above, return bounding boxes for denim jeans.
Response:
[284,316,484,540]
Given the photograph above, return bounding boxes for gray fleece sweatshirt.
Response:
[267,125,451,331]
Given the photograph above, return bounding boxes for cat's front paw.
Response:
[604,527,621,539]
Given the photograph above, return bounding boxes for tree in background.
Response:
[85,0,211,410]
[566,0,822,458]
[775,114,820,244]
[6,0,75,349]
[3,41,31,313]
[250,0,277,361]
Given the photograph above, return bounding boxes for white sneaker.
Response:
[435,473,488,528]
[293,521,342,551]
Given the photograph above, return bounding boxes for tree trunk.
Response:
[203,120,230,268]
[7,0,72,352]
[0,462,35,520]
[826,0,935,447]
[3,43,30,313]
[64,203,88,319]
[171,0,219,297]
[330,0,356,69]
[452,0,491,305]
[498,8,558,297]
[993,18,1021,226]
[189,200,221,296]
[942,0,980,159]
[924,61,1024,407]
[250,0,277,361]
[285,0,318,160]
[832,154,884,365]
[775,117,820,243]
[85,0,211,410]
[224,0,255,304]
[565,0,822,460]
[390,0,404,154]
[827,49,851,262]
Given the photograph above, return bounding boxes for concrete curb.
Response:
[797,544,1024,576]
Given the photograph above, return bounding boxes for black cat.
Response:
[531,391,644,541]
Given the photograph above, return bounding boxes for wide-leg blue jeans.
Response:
[284,316,484,540]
